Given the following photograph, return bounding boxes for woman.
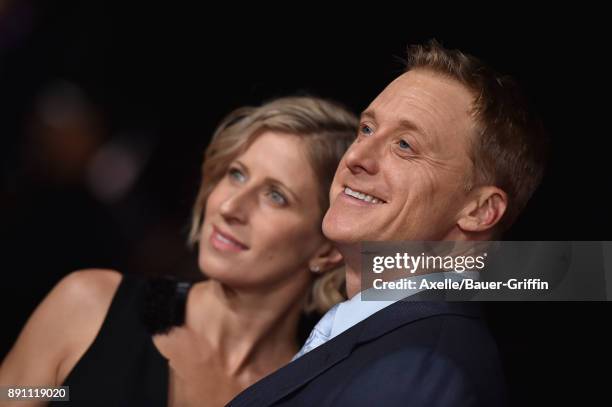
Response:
[0,96,358,406]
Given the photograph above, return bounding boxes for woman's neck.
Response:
[185,277,308,376]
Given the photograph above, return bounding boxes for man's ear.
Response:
[457,186,508,233]
[308,241,344,273]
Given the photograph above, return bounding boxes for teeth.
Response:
[344,187,383,204]
[216,233,233,244]
[216,232,241,247]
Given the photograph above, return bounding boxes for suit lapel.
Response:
[227,297,481,407]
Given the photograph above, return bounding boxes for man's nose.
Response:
[344,136,380,175]
[219,188,254,224]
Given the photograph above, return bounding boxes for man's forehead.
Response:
[363,70,476,153]
[366,70,474,126]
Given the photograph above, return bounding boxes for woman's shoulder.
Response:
[51,269,124,334]
[61,271,196,337]
[24,268,124,350]
[0,269,124,386]
[56,269,123,304]
[53,270,125,382]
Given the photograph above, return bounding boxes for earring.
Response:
[310,265,321,273]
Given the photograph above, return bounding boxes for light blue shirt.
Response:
[294,271,478,359]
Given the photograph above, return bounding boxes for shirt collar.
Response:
[329,270,478,339]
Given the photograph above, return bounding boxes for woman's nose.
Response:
[219,187,254,224]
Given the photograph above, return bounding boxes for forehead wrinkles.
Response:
[373,74,476,161]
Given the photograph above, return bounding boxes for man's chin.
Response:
[322,212,366,244]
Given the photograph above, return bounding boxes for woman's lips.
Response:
[210,226,248,252]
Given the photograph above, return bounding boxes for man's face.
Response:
[323,69,477,243]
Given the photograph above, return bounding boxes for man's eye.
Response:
[268,190,287,205]
[398,139,411,150]
[228,168,246,182]
[360,124,374,136]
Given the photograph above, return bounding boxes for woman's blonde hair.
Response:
[188,96,358,314]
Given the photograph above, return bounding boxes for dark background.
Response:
[1,1,609,405]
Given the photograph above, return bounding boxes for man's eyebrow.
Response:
[360,110,377,122]
[361,109,428,138]
[397,118,427,137]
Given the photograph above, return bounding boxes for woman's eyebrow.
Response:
[236,159,301,204]
[265,177,301,204]
[233,160,249,174]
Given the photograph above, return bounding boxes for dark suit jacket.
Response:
[228,296,507,406]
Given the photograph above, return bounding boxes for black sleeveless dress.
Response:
[49,273,318,406]
[50,273,193,406]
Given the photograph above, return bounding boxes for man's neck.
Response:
[337,243,363,299]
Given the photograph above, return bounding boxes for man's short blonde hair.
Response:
[406,40,549,233]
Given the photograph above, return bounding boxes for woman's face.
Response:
[199,131,326,290]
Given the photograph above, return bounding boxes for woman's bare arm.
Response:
[0,270,121,406]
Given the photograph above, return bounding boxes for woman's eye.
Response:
[228,168,246,182]
[398,139,411,150]
[360,124,374,136]
[268,190,287,205]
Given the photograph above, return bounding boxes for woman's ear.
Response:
[457,186,508,235]
[308,241,344,274]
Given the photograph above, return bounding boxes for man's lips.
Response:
[211,226,249,251]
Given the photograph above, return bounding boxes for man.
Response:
[228,40,548,406]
